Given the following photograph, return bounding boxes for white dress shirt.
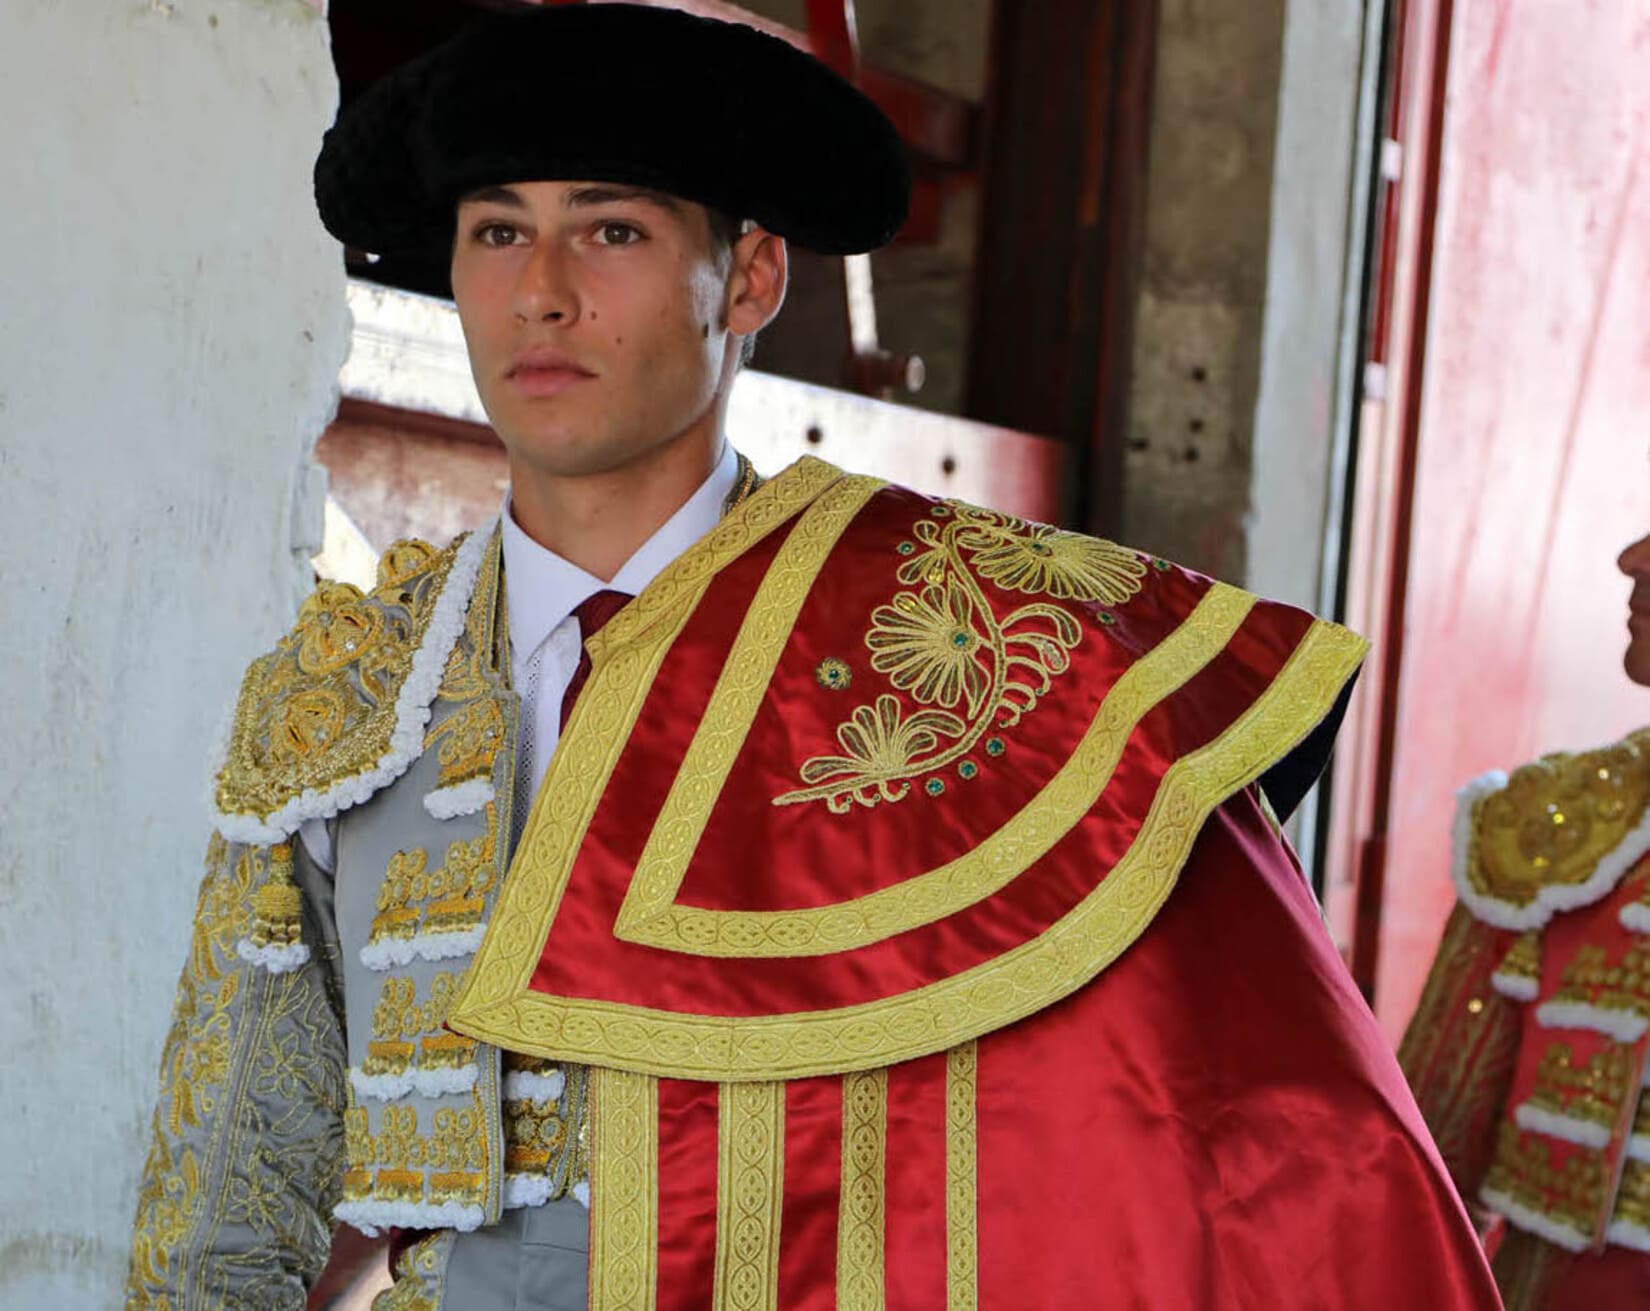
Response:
[298,442,740,874]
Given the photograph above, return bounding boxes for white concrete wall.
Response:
[1246,1,1370,608]
[0,2,346,1304]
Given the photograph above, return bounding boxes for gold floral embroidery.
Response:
[454,591,1364,1078]
[1550,942,1650,1023]
[1617,1159,1650,1231]
[867,578,991,713]
[372,1229,450,1310]
[368,806,500,950]
[502,1058,590,1192]
[794,694,966,809]
[956,510,1147,603]
[779,503,1127,813]
[1484,1122,1608,1240]
[366,973,473,1077]
[617,585,1254,959]
[1467,729,1650,913]
[424,697,505,792]
[1526,1041,1636,1128]
[216,540,459,821]
[127,837,346,1306]
[713,1081,786,1311]
[343,1099,488,1210]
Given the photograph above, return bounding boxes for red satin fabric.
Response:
[637,790,1501,1309]
[531,486,1320,1022]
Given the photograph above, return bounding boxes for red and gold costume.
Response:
[1402,729,1650,1308]
[443,459,1499,1308]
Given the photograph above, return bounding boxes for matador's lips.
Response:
[506,347,596,398]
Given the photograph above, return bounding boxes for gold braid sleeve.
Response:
[125,832,348,1310]
[1397,903,1521,1203]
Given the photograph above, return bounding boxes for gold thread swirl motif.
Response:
[216,538,460,821]
[779,502,1144,813]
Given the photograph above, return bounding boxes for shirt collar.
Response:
[499,441,740,662]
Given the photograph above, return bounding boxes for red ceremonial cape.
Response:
[449,459,1499,1308]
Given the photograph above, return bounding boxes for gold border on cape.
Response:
[589,1066,659,1311]
[614,583,1256,956]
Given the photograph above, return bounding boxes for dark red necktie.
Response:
[560,589,631,732]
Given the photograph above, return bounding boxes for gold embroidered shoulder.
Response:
[1452,728,1650,933]
[213,528,494,845]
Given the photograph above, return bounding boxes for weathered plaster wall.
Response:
[1122,0,1288,580]
[1121,0,1367,605]
[1247,2,1368,608]
[0,2,347,1304]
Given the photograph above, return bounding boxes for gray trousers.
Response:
[441,1198,589,1310]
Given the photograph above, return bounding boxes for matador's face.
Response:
[448,179,752,481]
[1619,530,1650,688]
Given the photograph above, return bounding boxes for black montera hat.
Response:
[314,3,911,264]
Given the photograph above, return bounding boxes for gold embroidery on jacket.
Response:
[838,1068,888,1311]
[373,1230,451,1311]
[451,611,1368,1081]
[1617,1158,1650,1231]
[589,1067,660,1311]
[1467,731,1650,913]
[216,540,458,820]
[366,973,473,1077]
[714,1081,786,1311]
[1484,1122,1607,1239]
[127,838,346,1306]
[368,806,499,950]
[342,1098,488,1210]
[1550,942,1650,1024]
[946,1042,979,1311]
[1527,1041,1636,1129]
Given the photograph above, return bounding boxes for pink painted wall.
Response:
[1375,0,1650,1037]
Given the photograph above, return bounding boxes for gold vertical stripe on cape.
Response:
[590,1067,659,1311]
[945,1041,979,1311]
[837,1067,889,1311]
[713,1081,787,1311]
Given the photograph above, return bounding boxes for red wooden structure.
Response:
[1325,0,1650,1041]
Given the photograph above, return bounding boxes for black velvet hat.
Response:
[314,3,911,266]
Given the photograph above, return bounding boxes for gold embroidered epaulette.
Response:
[1453,728,1650,932]
[212,527,494,845]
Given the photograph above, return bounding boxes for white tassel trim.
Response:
[1535,999,1650,1042]
[573,1179,590,1209]
[1452,763,1650,932]
[424,777,496,821]
[503,1069,566,1102]
[349,1063,479,1102]
[1513,1101,1614,1150]
[1607,1218,1650,1254]
[1490,970,1539,1002]
[235,939,310,974]
[214,523,495,845]
[1630,1135,1650,1163]
[334,1199,485,1239]
[359,924,488,971]
[1622,902,1650,934]
[503,1174,553,1210]
[1479,1185,1591,1253]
